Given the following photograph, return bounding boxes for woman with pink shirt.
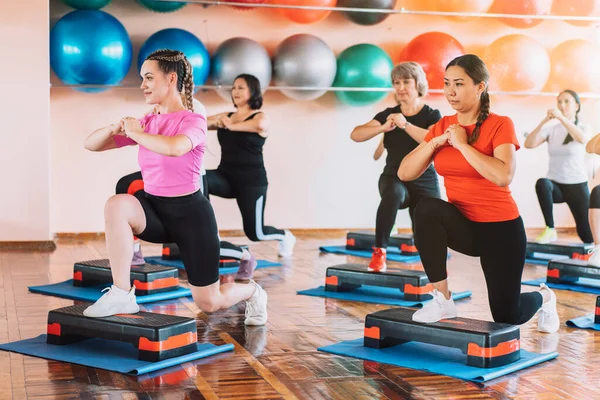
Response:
[82,49,267,325]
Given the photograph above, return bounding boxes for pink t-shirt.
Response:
[113,110,206,196]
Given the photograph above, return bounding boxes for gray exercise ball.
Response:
[338,0,397,25]
[211,37,272,101]
[273,34,337,101]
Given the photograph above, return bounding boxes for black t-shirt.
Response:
[373,104,442,176]
[217,112,268,186]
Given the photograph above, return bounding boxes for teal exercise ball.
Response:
[333,44,393,106]
[137,0,187,12]
[61,0,112,9]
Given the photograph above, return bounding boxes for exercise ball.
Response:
[552,0,600,26]
[138,29,210,91]
[333,44,393,106]
[418,0,493,21]
[137,0,187,12]
[270,0,337,24]
[338,0,396,25]
[50,10,132,93]
[273,34,337,100]
[211,37,272,101]
[398,32,464,90]
[223,0,267,10]
[62,0,112,9]
[488,0,553,28]
[482,34,550,92]
[547,39,600,93]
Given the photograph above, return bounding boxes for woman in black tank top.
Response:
[206,74,296,258]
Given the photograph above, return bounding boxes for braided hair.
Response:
[145,49,194,112]
[446,54,490,145]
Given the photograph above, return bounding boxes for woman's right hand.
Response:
[381,118,396,132]
[430,132,450,150]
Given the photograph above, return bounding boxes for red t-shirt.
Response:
[423,113,520,222]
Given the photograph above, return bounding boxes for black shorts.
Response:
[134,190,220,287]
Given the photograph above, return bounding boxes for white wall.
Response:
[0,1,51,241]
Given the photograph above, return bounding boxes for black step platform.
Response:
[325,263,432,301]
[162,243,241,268]
[546,258,600,284]
[595,296,600,325]
[73,259,179,296]
[47,304,198,361]
[346,231,418,255]
[364,308,520,368]
[526,240,593,260]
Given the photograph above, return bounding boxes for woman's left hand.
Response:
[446,124,468,148]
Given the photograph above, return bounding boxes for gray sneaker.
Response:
[244,281,267,326]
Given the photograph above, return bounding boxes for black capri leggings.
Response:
[135,190,220,287]
[116,172,244,261]
[535,178,593,243]
[206,169,285,242]
[589,185,600,209]
[375,170,440,248]
[413,197,543,325]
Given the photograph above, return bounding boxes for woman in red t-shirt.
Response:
[398,54,559,333]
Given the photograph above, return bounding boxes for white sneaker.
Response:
[278,230,296,258]
[244,280,268,326]
[83,285,140,318]
[538,283,559,333]
[535,227,558,244]
[588,245,600,267]
[412,289,457,323]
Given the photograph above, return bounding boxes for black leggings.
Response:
[376,172,440,248]
[589,185,600,209]
[116,172,244,260]
[134,190,220,287]
[535,178,593,243]
[413,197,543,325]
[206,169,285,242]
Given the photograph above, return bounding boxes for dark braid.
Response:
[445,54,491,145]
[145,49,194,112]
[560,89,580,145]
[470,91,490,145]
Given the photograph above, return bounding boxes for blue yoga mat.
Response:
[522,277,600,295]
[0,334,233,375]
[297,285,472,307]
[318,338,558,382]
[145,257,282,274]
[319,246,421,263]
[525,253,570,266]
[566,315,600,331]
[28,280,191,304]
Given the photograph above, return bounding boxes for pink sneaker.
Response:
[235,253,257,281]
[131,248,145,266]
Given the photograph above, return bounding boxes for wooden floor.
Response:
[0,232,598,399]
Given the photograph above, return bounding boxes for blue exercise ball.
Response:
[50,10,132,93]
[138,29,210,92]
[61,0,112,9]
[137,0,187,12]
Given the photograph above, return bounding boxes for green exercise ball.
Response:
[137,0,187,12]
[62,0,112,9]
[333,44,393,106]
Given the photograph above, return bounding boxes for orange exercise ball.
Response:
[270,0,337,24]
[398,32,464,90]
[547,39,600,93]
[488,0,553,28]
[482,34,550,92]
[552,0,600,26]
[419,0,494,21]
